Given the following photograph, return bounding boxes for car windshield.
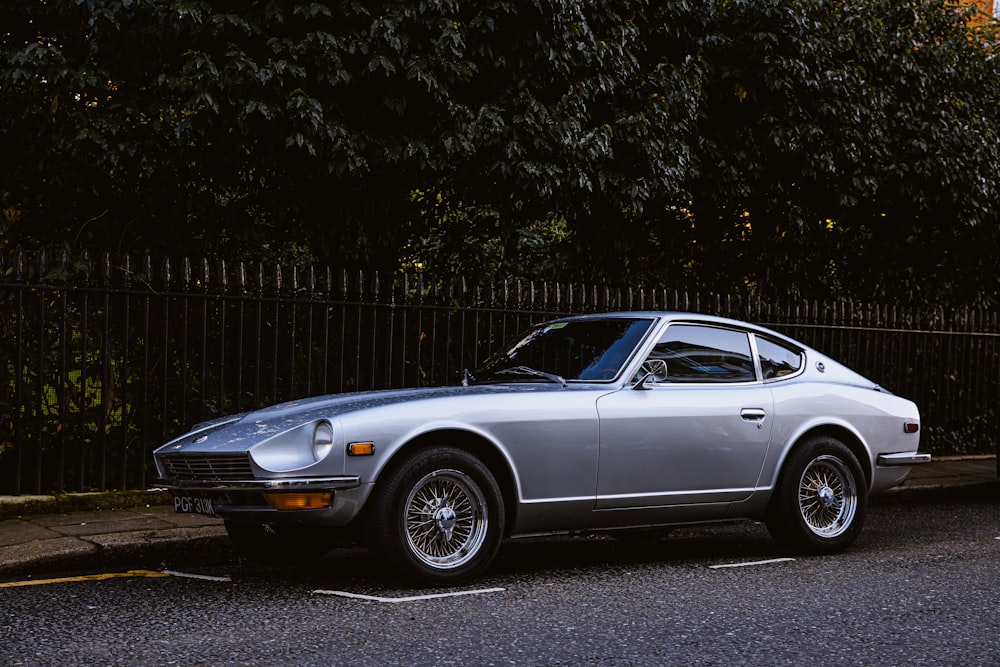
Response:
[472,317,656,383]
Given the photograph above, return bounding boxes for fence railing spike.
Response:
[102,251,112,286]
[78,249,91,283]
[37,246,49,282]
[122,254,133,286]
[13,245,26,281]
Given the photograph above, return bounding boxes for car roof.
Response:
[547,311,806,350]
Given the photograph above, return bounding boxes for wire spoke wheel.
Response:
[368,446,505,584]
[403,468,490,570]
[797,454,858,538]
[766,437,867,555]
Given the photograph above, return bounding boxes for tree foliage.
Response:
[687,0,1000,303]
[2,0,999,303]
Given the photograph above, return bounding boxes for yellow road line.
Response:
[0,569,170,588]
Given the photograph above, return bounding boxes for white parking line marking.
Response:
[161,570,232,582]
[313,587,505,603]
[709,558,795,569]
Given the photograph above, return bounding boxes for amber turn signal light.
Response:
[347,442,375,456]
[262,492,332,511]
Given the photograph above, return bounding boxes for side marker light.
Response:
[347,442,375,456]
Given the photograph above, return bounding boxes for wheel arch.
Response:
[372,428,519,536]
[782,424,873,488]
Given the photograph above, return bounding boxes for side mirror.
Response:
[633,359,668,390]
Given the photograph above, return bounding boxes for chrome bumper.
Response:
[155,475,361,492]
[157,476,369,525]
[877,452,932,466]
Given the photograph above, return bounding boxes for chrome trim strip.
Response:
[156,476,361,492]
[877,452,931,466]
[598,487,755,501]
[519,495,594,504]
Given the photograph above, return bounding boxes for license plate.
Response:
[172,494,216,517]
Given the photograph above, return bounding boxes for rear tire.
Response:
[765,436,867,555]
[366,446,505,585]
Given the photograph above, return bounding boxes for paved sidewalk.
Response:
[0,504,229,579]
[885,454,998,498]
[0,456,996,579]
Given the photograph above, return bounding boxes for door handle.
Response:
[740,408,767,422]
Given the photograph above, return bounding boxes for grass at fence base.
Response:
[0,489,172,520]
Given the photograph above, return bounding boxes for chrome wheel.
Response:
[797,454,858,538]
[766,437,867,555]
[403,468,490,570]
[368,446,505,584]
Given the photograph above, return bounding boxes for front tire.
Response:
[366,446,505,585]
[765,436,867,555]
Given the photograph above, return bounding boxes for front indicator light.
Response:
[347,442,375,456]
[263,492,333,511]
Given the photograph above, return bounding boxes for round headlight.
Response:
[312,421,335,461]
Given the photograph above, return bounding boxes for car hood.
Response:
[157,384,573,454]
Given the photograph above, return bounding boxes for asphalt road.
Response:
[2,497,998,666]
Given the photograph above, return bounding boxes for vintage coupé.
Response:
[154,312,928,584]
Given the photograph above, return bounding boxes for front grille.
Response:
[160,454,253,481]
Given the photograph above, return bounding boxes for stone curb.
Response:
[0,528,232,578]
[874,479,999,505]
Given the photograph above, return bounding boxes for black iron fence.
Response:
[1,246,997,494]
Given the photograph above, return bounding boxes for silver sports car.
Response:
[154,312,928,584]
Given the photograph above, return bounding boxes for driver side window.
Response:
[645,324,755,383]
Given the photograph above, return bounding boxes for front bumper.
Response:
[157,475,368,525]
[156,475,361,492]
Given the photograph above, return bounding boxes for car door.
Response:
[594,323,774,510]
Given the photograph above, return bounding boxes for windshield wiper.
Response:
[491,365,567,387]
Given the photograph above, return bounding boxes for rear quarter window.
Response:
[756,336,803,380]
